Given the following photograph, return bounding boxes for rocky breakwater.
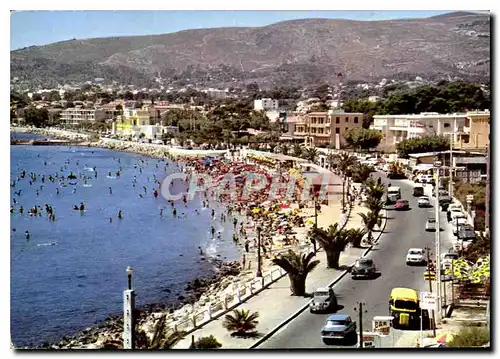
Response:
[26,260,242,349]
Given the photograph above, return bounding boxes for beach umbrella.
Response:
[435,333,454,344]
[252,208,260,214]
[305,219,314,225]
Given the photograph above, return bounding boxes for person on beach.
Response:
[244,240,250,253]
[211,209,215,218]
[210,225,215,237]
[118,210,123,219]
[198,246,204,255]
[233,217,238,229]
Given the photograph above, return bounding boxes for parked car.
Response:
[458,225,476,241]
[310,287,338,314]
[441,252,459,267]
[394,199,410,210]
[406,248,426,265]
[450,210,466,221]
[413,186,424,197]
[418,196,431,208]
[452,218,468,235]
[351,258,376,279]
[152,139,164,145]
[321,314,357,345]
[425,217,436,231]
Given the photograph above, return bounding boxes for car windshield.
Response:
[444,254,458,260]
[420,197,429,200]
[427,218,436,223]
[327,320,346,326]
[394,300,418,310]
[314,291,329,297]
[409,250,421,255]
[355,260,372,268]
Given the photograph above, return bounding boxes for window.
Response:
[336,117,340,124]
[444,123,450,128]
[345,117,349,123]
[354,117,359,124]
[335,128,340,134]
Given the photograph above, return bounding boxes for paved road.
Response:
[258,173,452,349]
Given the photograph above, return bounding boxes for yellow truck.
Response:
[389,287,420,329]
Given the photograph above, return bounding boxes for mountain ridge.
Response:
[11,11,490,88]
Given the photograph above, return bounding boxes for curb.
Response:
[249,207,389,349]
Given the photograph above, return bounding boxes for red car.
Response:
[394,199,410,210]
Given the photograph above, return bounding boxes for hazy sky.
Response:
[10,10,463,50]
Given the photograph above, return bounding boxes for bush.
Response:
[191,335,222,349]
[448,326,490,347]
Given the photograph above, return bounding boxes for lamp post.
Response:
[123,266,136,349]
[256,225,262,278]
[434,160,442,320]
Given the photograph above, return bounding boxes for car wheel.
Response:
[322,338,332,346]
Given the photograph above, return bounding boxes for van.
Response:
[413,186,424,197]
[387,186,401,203]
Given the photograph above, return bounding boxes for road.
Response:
[258,173,455,349]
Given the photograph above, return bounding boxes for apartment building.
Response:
[371,112,467,152]
[455,110,490,151]
[294,111,364,148]
[254,98,279,111]
[60,107,117,125]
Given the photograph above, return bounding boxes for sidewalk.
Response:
[173,202,372,349]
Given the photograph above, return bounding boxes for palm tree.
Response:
[222,309,259,337]
[364,196,385,215]
[326,152,337,171]
[281,143,290,156]
[292,143,303,158]
[310,223,352,269]
[351,164,373,183]
[335,152,358,207]
[364,178,386,201]
[135,314,186,349]
[303,147,319,163]
[348,228,367,248]
[272,249,320,296]
[359,211,384,243]
[190,335,222,349]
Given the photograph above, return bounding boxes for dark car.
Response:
[310,287,338,314]
[458,226,476,241]
[321,314,357,345]
[394,199,410,210]
[351,258,376,279]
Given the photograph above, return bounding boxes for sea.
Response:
[10,132,241,347]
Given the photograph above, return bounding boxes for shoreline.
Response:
[11,126,331,349]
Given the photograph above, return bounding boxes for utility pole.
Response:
[425,247,437,337]
[449,132,454,198]
[486,143,490,232]
[434,159,442,321]
[256,225,262,278]
[354,302,367,348]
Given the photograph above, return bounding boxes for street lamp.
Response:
[433,160,442,320]
[256,225,262,278]
[124,266,136,349]
[126,265,134,290]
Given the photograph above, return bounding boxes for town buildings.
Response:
[293,110,364,148]
[254,98,279,111]
[59,107,117,125]
[371,110,490,152]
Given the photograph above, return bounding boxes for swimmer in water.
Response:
[109,187,112,195]
[195,209,200,215]
[109,217,113,223]
[118,210,123,219]
[159,208,163,217]
[25,231,30,240]
[198,246,203,255]
[172,208,177,217]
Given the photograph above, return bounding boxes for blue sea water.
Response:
[10,133,240,347]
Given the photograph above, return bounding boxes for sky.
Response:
[10,10,463,50]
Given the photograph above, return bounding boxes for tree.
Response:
[350,164,373,183]
[222,309,259,337]
[364,178,386,201]
[348,228,367,248]
[310,223,353,268]
[272,250,320,296]
[292,144,303,158]
[190,335,222,349]
[302,147,319,163]
[448,326,490,347]
[24,107,49,128]
[396,135,450,159]
[281,143,290,155]
[343,127,382,151]
[335,152,358,205]
[464,231,490,263]
[133,314,186,349]
[359,211,383,243]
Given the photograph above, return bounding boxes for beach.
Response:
[11,127,340,349]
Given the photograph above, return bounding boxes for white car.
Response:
[418,196,431,208]
[425,217,436,231]
[451,211,466,221]
[406,248,426,265]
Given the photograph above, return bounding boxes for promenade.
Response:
[173,200,371,349]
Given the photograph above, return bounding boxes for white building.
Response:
[371,112,467,152]
[60,108,117,125]
[254,98,279,111]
